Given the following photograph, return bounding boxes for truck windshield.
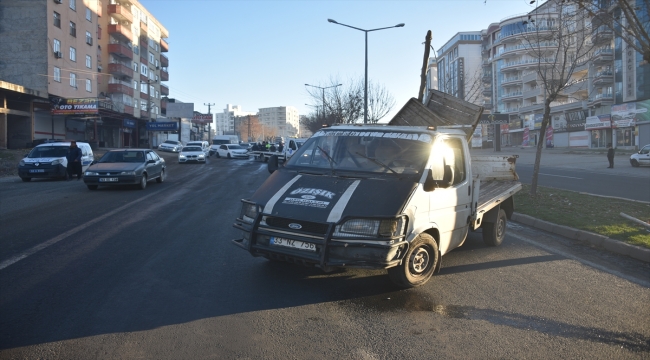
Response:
[285,129,432,175]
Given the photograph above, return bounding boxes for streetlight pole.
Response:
[327,19,404,124]
[305,83,341,123]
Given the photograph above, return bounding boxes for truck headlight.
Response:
[333,217,406,239]
[240,202,259,224]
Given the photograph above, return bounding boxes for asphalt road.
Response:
[0,152,648,359]
[516,164,650,202]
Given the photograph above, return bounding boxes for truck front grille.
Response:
[265,216,329,235]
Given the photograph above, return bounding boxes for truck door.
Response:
[428,137,472,254]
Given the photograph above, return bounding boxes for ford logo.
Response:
[301,195,316,200]
[34,163,40,166]
[288,223,302,230]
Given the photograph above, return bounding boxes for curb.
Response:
[511,213,650,263]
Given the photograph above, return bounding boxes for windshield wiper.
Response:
[317,145,336,176]
[354,152,397,174]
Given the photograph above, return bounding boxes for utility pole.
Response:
[204,103,214,141]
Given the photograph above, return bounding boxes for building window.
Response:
[85,55,91,68]
[85,7,91,21]
[133,45,139,55]
[149,70,154,80]
[133,80,138,89]
[155,75,159,82]
[70,73,77,87]
[86,79,92,92]
[86,31,92,45]
[97,25,101,40]
[69,47,76,61]
[69,0,76,11]
[155,43,159,52]
[155,59,159,68]
[149,85,154,95]
[54,67,61,82]
[141,82,148,93]
[70,21,76,37]
[133,62,138,72]
[53,39,61,53]
[140,64,147,75]
[53,12,61,28]
[140,100,147,111]
[149,51,154,63]
[155,90,159,98]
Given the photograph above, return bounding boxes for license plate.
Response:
[29,169,45,173]
[270,237,316,252]
[99,177,118,182]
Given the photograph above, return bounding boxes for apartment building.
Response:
[0,0,169,149]
[215,104,256,136]
[435,0,648,149]
[258,106,300,140]
[435,32,483,106]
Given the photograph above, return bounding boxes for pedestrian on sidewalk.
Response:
[607,143,615,168]
[66,141,83,180]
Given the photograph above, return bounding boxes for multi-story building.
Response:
[0,0,169,149]
[258,106,299,140]
[215,104,256,136]
[435,32,483,106]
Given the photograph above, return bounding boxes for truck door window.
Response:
[443,138,466,186]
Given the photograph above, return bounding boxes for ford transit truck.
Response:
[232,93,521,288]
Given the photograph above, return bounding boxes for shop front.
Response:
[585,114,612,148]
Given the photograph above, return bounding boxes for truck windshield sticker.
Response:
[313,130,432,143]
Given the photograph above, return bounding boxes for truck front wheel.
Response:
[388,233,438,288]
[482,209,506,247]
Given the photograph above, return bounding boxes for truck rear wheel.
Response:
[482,209,506,247]
[388,233,438,288]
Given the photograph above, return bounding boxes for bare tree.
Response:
[234,115,263,142]
[438,66,485,107]
[304,77,395,125]
[571,0,650,63]
[520,1,598,195]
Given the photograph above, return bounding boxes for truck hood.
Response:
[250,170,417,224]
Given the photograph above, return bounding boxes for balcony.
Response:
[108,63,134,78]
[561,79,588,95]
[140,74,148,82]
[482,72,492,83]
[140,91,149,101]
[592,70,613,85]
[589,93,614,106]
[108,24,133,43]
[482,88,493,96]
[107,82,134,97]
[140,36,148,49]
[593,47,613,64]
[519,102,544,112]
[523,87,541,99]
[161,100,167,110]
[160,68,169,81]
[160,84,169,96]
[140,20,148,34]
[124,105,134,116]
[160,53,169,67]
[550,98,583,112]
[502,76,521,86]
[140,56,148,66]
[161,39,169,52]
[522,71,537,83]
[500,91,522,100]
[592,26,613,44]
[140,109,150,119]
[107,43,133,59]
[108,4,133,23]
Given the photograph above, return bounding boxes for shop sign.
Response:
[192,114,213,125]
[479,113,509,124]
[552,114,567,132]
[51,98,98,115]
[146,122,178,131]
[522,127,530,146]
[534,113,543,130]
[584,114,611,130]
[565,109,587,132]
[123,118,136,128]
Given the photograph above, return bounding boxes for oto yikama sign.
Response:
[51,98,98,115]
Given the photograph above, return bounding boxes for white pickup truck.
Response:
[232,118,521,288]
[248,138,309,162]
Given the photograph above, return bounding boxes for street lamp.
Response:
[327,19,404,124]
[304,83,342,122]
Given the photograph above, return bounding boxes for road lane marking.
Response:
[538,173,582,179]
[0,191,161,271]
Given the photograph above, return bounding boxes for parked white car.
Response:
[158,140,183,153]
[178,146,207,164]
[630,144,650,167]
[216,144,249,159]
[185,141,210,157]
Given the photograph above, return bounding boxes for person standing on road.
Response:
[66,141,83,180]
[607,143,615,168]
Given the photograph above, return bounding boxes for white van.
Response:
[18,141,94,181]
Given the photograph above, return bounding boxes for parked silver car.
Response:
[83,149,166,190]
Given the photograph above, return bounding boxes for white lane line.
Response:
[538,173,582,179]
[0,191,160,271]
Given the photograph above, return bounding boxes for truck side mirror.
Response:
[423,165,453,192]
[268,155,279,173]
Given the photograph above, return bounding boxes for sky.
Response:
[139,0,539,121]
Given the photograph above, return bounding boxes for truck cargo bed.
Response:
[477,180,522,214]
